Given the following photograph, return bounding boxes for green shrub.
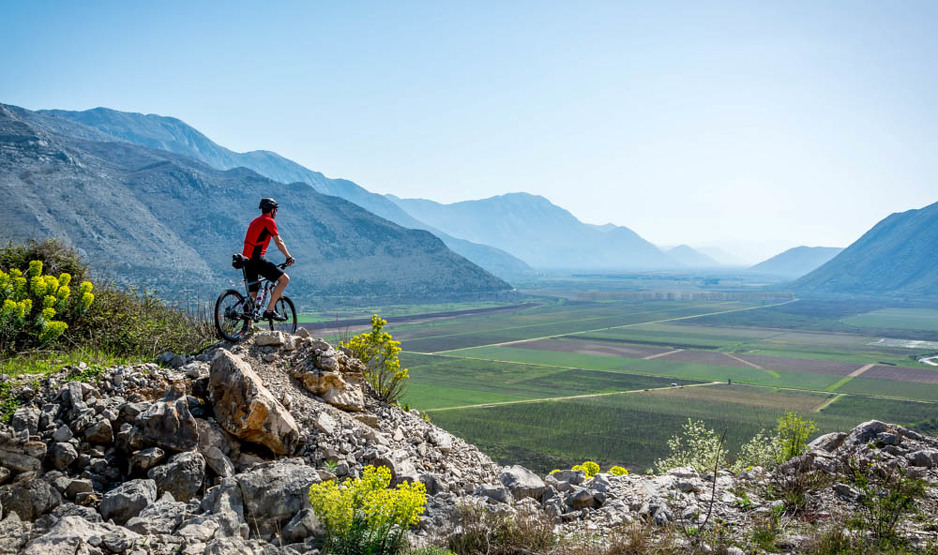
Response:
[342,315,409,404]
[848,457,926,547]
[776,410,817,462]
[732,412,818,473]
[655,419,726,474]
[66,285,215,359]
[1,240,214,364]
[308,465,426,555]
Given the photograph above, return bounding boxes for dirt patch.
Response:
[512,338,670,358]
[864,365,938,384]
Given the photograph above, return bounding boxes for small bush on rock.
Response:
[308,464,427,555]
[655,419,726,473]
[342,314,410,404]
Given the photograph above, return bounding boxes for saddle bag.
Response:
[231,253,248,269]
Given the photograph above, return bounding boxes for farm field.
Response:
[389,297,938,472]
[842,308,938,332]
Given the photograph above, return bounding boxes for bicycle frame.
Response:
[241,268,277,320]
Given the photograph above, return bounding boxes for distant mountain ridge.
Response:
[389,193,677,270]
[792,201,938,298]
[39,107,533,281]
[0,103,511,305]
[665,245,720,268]
[750,246,843,278]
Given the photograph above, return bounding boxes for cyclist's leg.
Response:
[267,273,289,313]
[257,260,288,315]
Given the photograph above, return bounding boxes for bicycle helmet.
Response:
[259,198,279,212]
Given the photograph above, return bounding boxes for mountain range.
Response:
[0,103,511,306]
[389,193,677,270]
[792,201,938,299]
[32,106,722,275]
[749,246,843,278]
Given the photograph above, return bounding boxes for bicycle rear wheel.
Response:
[267,295,297,335]
[215,289,250,342]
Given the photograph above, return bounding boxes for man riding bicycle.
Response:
[243,198,295,322]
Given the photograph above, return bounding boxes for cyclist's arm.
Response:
[273,235,294,265]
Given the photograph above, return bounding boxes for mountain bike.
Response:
[214,255,297,342]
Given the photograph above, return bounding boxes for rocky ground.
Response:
[0,330,934,554]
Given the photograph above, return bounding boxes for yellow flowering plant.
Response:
[308,465,426,555]
[341,315,410,404]
[0,259,94,353]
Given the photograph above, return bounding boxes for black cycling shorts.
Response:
[244,258,285,293]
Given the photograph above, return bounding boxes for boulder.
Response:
[908,449,938,468]
[0,512,28,554]
[235,459,320,538]
[83,417,113,444]
[98,479,157,524]
[475,483,512,504]
[292,368,365,412]
[200,478,248,539]
[125,492,186,535]
[22,515,139,555]
[0,478,61,521]
[0,446,41,473]
[177,515,220,543]
[281,508,323,544]
[204,537,253,555]
[11,408,39,437]
[49,442,78,471]
[499,465,546,500]
[135,386,200,452]
[148,451,206,502]
[254,331,286,347]
[209,350,299,454]
[131,446,165,473]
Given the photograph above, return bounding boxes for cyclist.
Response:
[242,198,295,322]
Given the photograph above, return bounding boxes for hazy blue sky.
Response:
[2,1,937,262]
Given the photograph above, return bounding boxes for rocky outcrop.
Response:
[0,332,503,554]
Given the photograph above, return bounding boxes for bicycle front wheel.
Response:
[215,289,250,342]
[267,295,297,335]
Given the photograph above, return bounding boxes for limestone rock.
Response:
[254,331,286,347]
[292,367,365,412]
[22,515,139,555]
[0,478,61,521]
[135,386,200,452]
[125,492,186,535]
[209,350,299,454]
[148,451,205,502]
[98,479,157,524]
[499,465,546,500]
[235,459,320,538]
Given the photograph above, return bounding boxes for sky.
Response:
[2,1,937,263]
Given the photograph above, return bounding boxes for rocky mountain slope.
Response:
[390,193,678,270]
[36,107,533,282]
[0,103,511,305]
[0,330,934,554]
[793,201,938,299]
[749,246,843,278]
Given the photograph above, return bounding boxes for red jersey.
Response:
[242,214,279,259]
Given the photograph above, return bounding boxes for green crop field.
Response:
[401,352,701,410]
[384,296,938,474]
[395,300,760,353]
[427,384,938,473]
[842,308,938,332]
[449,345,846,390]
